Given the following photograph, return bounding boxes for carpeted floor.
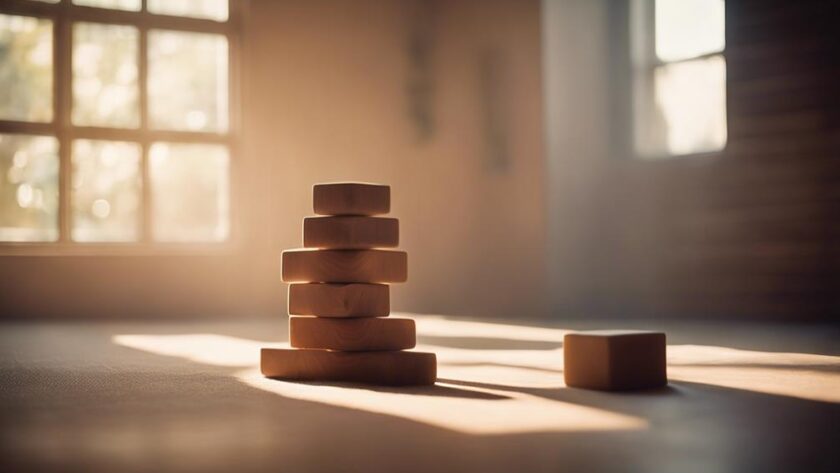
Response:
[1,315,838,473]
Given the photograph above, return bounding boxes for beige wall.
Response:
[0,0,546,319]
[240,0,547,318]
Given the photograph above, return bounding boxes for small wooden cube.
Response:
[303,216,399,249]
[563,330,667,391]
[290,316,415,351]
[282,249,407,283]
[313,182,390,216]
[289,283,389,317]
[261,348,437,386]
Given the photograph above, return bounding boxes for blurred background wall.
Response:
[1,0,837,321]
[241,0,547,318]
[1,0,547,319]
[544,0,839,321]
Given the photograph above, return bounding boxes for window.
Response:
[0,0,234,246]
[631,0,726,158]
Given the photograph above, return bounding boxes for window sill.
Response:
[0,241,240,257]
[631,147,727,164]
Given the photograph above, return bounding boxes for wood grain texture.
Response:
[303,216,399,249]
[313,182,390,216]
[289,316,415,351]
[563,331,667,391]
[288,283,389,317]
[260,348,436,386]
[282,249,407,283]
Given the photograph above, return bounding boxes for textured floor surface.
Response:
[1,315,838,473]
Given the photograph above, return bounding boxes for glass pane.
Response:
[72,140,141,242]
[149,143,229,242]
[0,15,53,122]
[653,55,727,155]
[656,0,725,61]
[148,31,228,132]
[73,23,139,128]
[148,0,229,21]
[72,0,141,12]
[0,134,59,241]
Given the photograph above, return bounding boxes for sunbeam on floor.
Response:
[112,315,840,434]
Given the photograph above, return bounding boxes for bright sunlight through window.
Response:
[0,0,232,245]
[634,0,726,158]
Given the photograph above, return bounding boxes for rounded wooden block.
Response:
[313,182,390,216]
[260,348,437,386]
[290,316,415,351]
[288,283,389,317]
[563,330,667,391]
[303,216,399,249]
[282,249,407,283]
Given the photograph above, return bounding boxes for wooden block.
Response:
[261,348,437,386]
[313,182,390,216]
[563,330,667,391]
[282,249,407,283]
[303,216,399,249]
[289,283,389,317]
[290,316,415,351]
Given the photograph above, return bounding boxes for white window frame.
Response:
[0,0,240,254]
[631,0,727,160]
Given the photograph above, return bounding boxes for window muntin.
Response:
[0,1,235,247]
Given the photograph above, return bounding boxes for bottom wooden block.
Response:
[261,348,437,386]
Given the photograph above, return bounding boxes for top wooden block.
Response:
[313,182,390,216]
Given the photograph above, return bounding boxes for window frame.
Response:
[0,0,241,254]
[630,0,727,160]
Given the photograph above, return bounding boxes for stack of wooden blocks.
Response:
[261,182,437,386]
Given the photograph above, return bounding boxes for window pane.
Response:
[0,15,53,122]
[0,134,59,241]
[72,0,141,12]
[149,143,229,242]
[148,31,228,132]
[656,0,725,62]
[72,140,140,242]
[148,0,229,22]
[73,23,139,128]
[653,55,727,156]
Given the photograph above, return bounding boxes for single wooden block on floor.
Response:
[282,249,407,283]
[313,182,390,216]
[303,216,399,249]
[288,283,389,317]
[261,348,437,386]
[290,316,415,351]
[563,330,667,391]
